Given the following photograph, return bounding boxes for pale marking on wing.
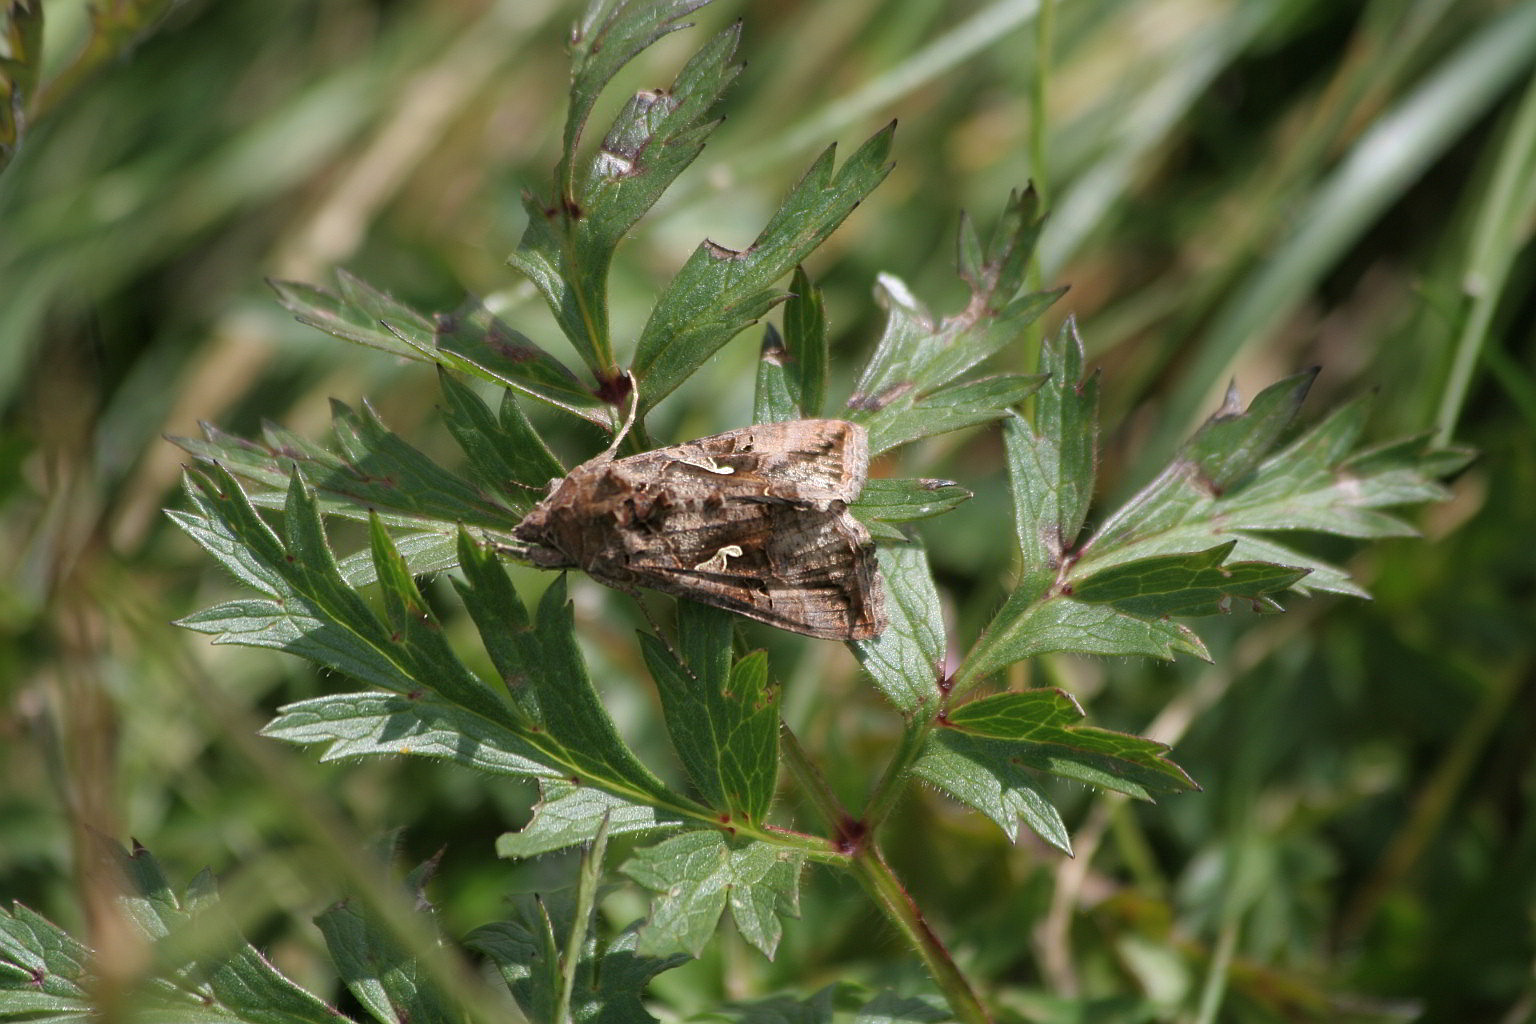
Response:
[692,544,745,573]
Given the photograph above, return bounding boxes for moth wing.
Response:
[608,419,869,503]
[594,499,885,641]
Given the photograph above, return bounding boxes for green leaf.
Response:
[633,123,896,412]
[962,185,1045,305]
[753,323,800,425]
[783,265,829,417]
[497,779,686,859]
[1077,387,1465,597]
[468,898,689,1024]
[1071,541,1310,617]
[174,466,460,697]
[958,590,1210,687]
[436,369,565,512]
[850,279,1058,416]
[260,691,553,776]
[82,842,345,1024]
[639,602,780,823]
[514,5,738,375]
[172,398,520,535]
[453,535,689,811]
[562,1,716,194]
[851,478,972,541]
[315,898,457,1024]
[853,542,946,715]
[468,897,562,1024]
[0,903,90,1003]
[861,372,1047,456]
[573,22,741,247]
[912,731,1070,854]
[173,469,685,822]
[336,530,461,588]
[842,190,1061,452]
[433,297,610,424]
[269,271,438,360]
[916,690,1197,845]
[1187,371,1319,493]
[855,991,950,1024]
[622,831,803,959]
[1005,319,1099,601]
[946,691,1196,795]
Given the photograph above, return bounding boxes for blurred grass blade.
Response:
[1144,0,1536,467]
[1436,66,1536,444]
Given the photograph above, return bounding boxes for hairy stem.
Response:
[851,847,992,1024]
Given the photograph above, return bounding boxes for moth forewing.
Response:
[511,419,887,641]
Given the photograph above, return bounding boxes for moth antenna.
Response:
[599,372,640,459]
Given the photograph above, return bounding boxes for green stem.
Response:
[861,718,934,829]
[850,847,992,1024]
[783,722,989,1022]
[779,722,853,833]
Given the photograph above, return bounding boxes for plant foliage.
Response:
[0,2,1471,1023]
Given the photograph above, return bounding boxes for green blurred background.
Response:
[2,0,1533,1020]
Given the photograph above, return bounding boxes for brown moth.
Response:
[512,418,886,641]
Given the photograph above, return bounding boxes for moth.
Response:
[512,418,886,641]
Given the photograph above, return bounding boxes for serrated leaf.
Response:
[85,842,345,1024]
[917,690,1196,844]
[269,272,437,360]
[433,297,609,424]
[260,691,553,776]
[633,124,895,411]
[175,467,461,697]
[782,266,829,417]
[913,732,1070,853]
[855,991,949,1024]
[958,590,1210,687]
[469,900,689,1024]
[514,6,737,375]
[754,323,800,424]
[848,199,1060,408]
[640,603,779,823]
[851,478,972,538]
[563,1,715,190]
[452,536,688,810]
[498,779,686,859]
[1188,371,1319,493]
[315,900,456,1024]
[0,904,90,1001]
[337,530,461,586]
[861,372,1047,455]
[1005,319,1099,602]
[172,398,520,535]
[969,186,1045,304]
[1076,387,1464,601]
[853,542,946,715]
[437,370,565,513]
[1071,541,1310,617]
[174,470,685,820]
[622,832,803,959]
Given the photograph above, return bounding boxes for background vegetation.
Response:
[2,0,1533,1020]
